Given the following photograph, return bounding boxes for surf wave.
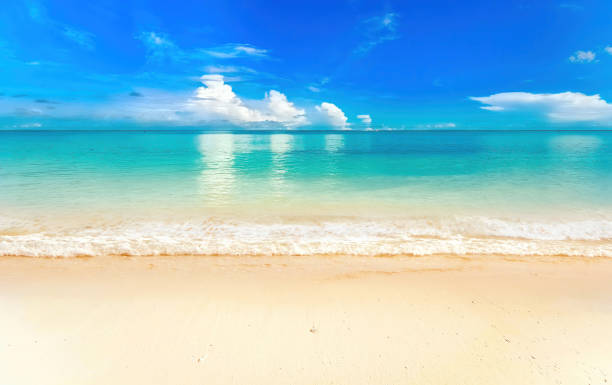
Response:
[1,216,611,258]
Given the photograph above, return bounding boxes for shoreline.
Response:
[1,255,611,384]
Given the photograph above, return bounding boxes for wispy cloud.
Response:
[471,91,612,124]
[559,3,584,11]
[480,105,504,111]
[605,46,612,55]
[136,33,269,66]
[137,31,181,62]
[26,1,96,50]
[62,27,95,50]
[205,65,238,73]
[204,65,257,75]
[15,122,43,128]
[418,122,456,129]
[203,44,269,59]
[569,50,596,63]
[356,12,399,54]
[307,77,330,93]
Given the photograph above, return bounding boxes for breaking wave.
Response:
[1,216,611,258]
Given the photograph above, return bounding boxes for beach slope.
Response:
[1,255,611,384]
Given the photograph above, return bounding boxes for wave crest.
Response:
[1,216,611,257]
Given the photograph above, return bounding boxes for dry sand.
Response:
[1,255,611,384]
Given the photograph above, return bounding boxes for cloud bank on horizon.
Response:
[471,92,612,124]
[2,0,612,130]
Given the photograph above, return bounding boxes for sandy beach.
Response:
[1,255,611,384]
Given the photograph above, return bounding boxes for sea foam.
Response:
[1,216,611,257]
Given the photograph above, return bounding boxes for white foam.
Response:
[1,216,611,258]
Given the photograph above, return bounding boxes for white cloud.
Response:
[62,27,94,50]
[204,65,241,73]
[356,12,399,54]
[150,33,167,45]
[202,65,257,82]
[14,122,43,128]
[189,74,264,123]
[605,46,612,55]
[234,45,267,56]
[480,105,505,111]
[264,90,308,127]
[308,77,330,93]
[432,122,455,128]
[471,91,612,123]
[187,75,307,127]
[0,75,309,128]
[316,102,349,129]
[136,33,268,64]
[204,44,268,59]
[137,32,180,62]
[569,50,596,63]
[418,122,456,129]
[357,114,372,124]
[26,1,95,50]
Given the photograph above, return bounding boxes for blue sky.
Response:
[1,0,612,130]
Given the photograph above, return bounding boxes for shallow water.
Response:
[1,130,611,257]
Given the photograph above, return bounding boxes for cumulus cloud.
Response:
[264,90,308,127]
[357,114,372,125]
[188,74,263,123]
[569,50,596,63]
[357,114,372,129]
[316,102,349,129]
[0,74,310,128]
[186,75,307,127]
[605,46,612,55]
[471,91,612,123]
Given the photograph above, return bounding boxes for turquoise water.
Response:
[1,130,611,257]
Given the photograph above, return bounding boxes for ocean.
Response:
[1,130,611,257]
